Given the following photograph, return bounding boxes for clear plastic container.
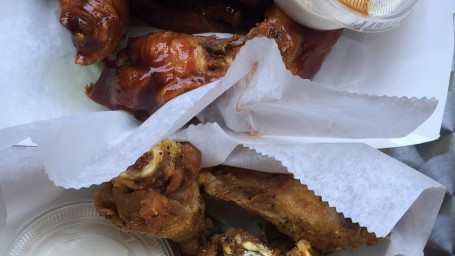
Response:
[276,0,419,32]
[7,202,178,256]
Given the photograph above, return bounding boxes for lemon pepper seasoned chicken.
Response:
[198,228,318,256]
[94,139,205,255]
[59,0,129,65]
[198,167,383,254]
[198,228,282,256]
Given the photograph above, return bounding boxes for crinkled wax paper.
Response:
[0,0,453,255]
[174,122,446,256]
[0,36,441,188]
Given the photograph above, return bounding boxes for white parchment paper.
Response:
[0,0,453,255]
[197,38,438,139]
[0,0,105,129]
[0,35,440,189]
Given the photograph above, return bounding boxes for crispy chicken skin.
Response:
[86,32,244,121]
[59,0,129,65]
[198,228,317,256]
[198,167,382,254]
[198,228,282,256]
[285,240,318,256]
[94,139,205,255]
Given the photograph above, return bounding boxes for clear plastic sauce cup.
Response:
[276,0,419,32]
[8,203,178,256]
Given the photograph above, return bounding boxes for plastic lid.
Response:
[276,0,418,32]
[8,203,177,256]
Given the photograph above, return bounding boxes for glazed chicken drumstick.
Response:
[94,139,205,255]
[198,167,383,254]
[86,32,245,120]
[59,0,129,65]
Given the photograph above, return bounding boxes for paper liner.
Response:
[1,0,452,145]
[0,136,446,256]
[0,0,453,255]
[0,34,442,189]
[171,122,445,237]
[0,0,105,129]
[172,122,446,255]
[197,38,438,139]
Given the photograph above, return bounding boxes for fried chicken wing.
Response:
[285,240,318,256]
[59,0,129,65]
[198,228,282,256]
[94,139,205,255]
[198,228,317,256]
[198,167,382,254]
[86,32,244,120]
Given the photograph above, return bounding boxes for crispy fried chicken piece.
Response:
[130,0,271,34]
[198,228,317,256]
[285,240,318,256]
[249,7,343,79]
[198,167,383,254]
[198,228,282,256]
[86,32,244,121]
[59,0,129,65]
[94,139,205,255]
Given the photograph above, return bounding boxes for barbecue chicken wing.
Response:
[84,3,341,120]
[94,139,205,255]
[248,7,343,79]
[130,1,342,79]
[86,32,244,121]
[198,167,382,254]
[86,5,342,120]
[130,0,271,34]
[59,0,129,65]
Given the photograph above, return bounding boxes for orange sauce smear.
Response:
[338,0,370,15]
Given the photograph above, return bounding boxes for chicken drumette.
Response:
[86,31,244,121]
[94,139,205,255]
[59,0,129,65]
